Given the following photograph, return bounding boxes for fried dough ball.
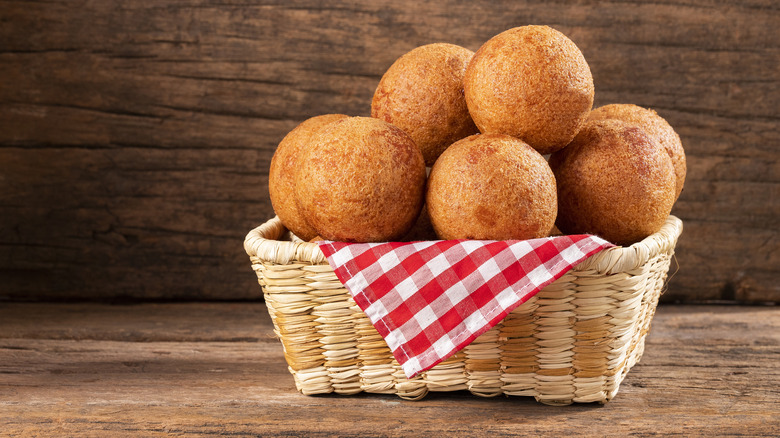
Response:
[549,119,676,246]
[268,114,348,241]
[401,204,438,242]
[295,117,426,242]
[372,43,479,166]
[588,103,687,200]
[426,133,557,240]
[464,25,594,155]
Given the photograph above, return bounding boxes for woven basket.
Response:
[244,215,682,405]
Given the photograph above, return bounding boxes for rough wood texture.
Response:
[1,1,778,301]
[1,302,778,436]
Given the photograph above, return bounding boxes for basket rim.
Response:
[244,215,682,275]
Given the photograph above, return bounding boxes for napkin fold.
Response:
[317,235,613,378]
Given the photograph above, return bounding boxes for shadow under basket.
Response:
[244,216,683,405]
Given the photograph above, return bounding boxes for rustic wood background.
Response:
[1,1,778,302]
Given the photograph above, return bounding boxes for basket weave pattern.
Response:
[245,216,682,405]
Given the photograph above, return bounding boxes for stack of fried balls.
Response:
[268,25,686,246]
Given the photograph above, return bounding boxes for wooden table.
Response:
[2,303,778,436]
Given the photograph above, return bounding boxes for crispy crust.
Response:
[426,133,558,240]
[588,103,687,200]
[464,25,594,155]
[295,117,426,242]
[372,43,479,166]
[401,203,438,242]
[268,114,349,241]
[549,119,676,245]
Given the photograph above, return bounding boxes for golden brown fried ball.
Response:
[268,114,348,241]
[295,117,426,242]
[549,119,676,246]
[426,133,558,240]
[588,103,687,200]
[464,25,594,155]
[372,43,479,166]
[401,204,438,242]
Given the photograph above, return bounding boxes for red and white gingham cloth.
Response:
[317,235,613,378]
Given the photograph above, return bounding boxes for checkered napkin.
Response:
[317,235,613,378]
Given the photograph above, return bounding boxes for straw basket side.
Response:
[244,216,682,405]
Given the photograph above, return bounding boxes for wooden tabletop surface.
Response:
[1,302,778,437]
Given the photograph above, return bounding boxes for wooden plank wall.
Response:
[1,1,778,302]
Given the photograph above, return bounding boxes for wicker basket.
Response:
[244,215,682,405]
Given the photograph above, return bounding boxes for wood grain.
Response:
[0,1,778,301]
[1,302,778,436]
